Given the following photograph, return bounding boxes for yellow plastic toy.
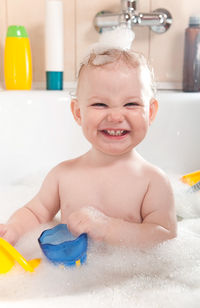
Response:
[0,238,41,274]
[181,170,200,186]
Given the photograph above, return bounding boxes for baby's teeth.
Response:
[107,130,114,135]
[107,130,124,136]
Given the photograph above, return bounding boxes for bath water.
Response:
[0,173,200,308]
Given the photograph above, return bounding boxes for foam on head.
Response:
[76,27,156,98]
[77,49,156,100]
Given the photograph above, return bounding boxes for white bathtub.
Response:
[1,90,200,308]
[0,90,199,185]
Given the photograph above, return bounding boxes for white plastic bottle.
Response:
[45,0,64,90]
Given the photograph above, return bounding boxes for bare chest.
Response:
[59,169,148,223]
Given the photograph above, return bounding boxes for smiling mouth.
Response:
[100,129,130,137]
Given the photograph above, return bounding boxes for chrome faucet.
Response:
[94,0,172,34]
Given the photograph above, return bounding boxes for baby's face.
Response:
[72,61,157,156]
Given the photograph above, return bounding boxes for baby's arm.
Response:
[67,170,177,248]
[0,166,61,245]
[106,170,177,248]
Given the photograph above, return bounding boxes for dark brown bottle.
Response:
[183,16,200,92]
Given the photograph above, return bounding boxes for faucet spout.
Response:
[94,1,172,34]
[121,0,137,13]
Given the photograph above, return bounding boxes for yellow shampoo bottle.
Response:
[4,25,32,90]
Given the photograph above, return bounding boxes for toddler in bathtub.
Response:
[0,48,177,248]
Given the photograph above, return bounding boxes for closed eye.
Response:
[91,103,108,108]
[124,102,140,107]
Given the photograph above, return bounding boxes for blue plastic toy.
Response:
[38,224,88,267]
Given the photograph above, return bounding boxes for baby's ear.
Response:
[71,99,81,125]
[149,98,158,125]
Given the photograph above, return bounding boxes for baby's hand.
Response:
[66,206,110,242]
[0,224,19,245]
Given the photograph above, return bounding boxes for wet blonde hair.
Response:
[76,48,156,98]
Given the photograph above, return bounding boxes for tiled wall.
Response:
[0,0,200,89]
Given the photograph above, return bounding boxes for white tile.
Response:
[150,0,200,86]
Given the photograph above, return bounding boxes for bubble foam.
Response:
[0,174,200,308]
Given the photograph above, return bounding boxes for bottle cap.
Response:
[46,71,63,90]
[6,25,28,38]
[189,15,200,26]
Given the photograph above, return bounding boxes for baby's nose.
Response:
[107,109,124,122]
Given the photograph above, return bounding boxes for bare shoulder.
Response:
[138,156,174,206]
[140,160,176,220]
[138,155,171,188]
[51,156,82,173]
[42,156,82,185]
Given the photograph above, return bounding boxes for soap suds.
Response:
[0,174,200,308]
[81,26,135,68]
